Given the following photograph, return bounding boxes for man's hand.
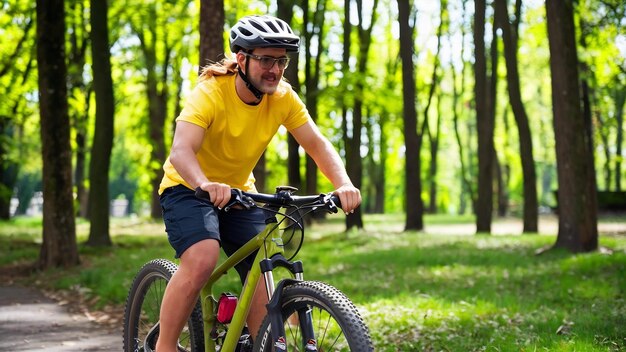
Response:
[333,184,361,215]
[199,181,231,209]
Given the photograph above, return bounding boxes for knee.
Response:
[185,256,217,285]
[178,239,220,287]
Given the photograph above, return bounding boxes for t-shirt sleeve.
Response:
[176,81,216,129]
[282,86,311,131]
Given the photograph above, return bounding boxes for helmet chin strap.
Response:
[238,56,264,101]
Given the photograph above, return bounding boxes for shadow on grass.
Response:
[300,231,626,351]
[2,216,625,350]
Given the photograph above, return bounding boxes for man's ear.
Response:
[235,51,246,69]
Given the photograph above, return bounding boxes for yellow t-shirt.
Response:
[159,74,310,194]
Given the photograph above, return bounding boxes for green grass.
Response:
[1,214,625,351]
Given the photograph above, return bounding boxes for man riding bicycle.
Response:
[156,14,361,352]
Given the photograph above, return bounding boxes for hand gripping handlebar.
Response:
[194,187,342,213]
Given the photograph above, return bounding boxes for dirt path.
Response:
[0,285,120,351]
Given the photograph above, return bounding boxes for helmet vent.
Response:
[266,22,279,33]
[251,22,265,32]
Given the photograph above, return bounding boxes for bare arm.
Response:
[290,120,361,213]
[169,121,231,208]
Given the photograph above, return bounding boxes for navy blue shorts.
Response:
[160,185,266,282]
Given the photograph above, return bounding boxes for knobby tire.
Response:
[253,281,374,352]
[122,259,204,352]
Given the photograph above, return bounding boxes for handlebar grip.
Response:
[195,187,211,201]
[329,194,342,209]
[195,187,237,203]
[194,188,242,201]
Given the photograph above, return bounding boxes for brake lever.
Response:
[322,193,339,214]
[224,189,256,212]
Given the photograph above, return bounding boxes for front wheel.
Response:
[254,281,374,352]
[122,259,204,352]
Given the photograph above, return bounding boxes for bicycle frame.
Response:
[200,215,285,351]
[122,188,371,352]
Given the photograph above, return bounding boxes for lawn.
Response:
[1,214,625,351]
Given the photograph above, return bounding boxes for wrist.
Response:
[196,180,211,189]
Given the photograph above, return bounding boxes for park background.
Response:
[1,0,625,350]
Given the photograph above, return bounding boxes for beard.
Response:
[250,71,281,95]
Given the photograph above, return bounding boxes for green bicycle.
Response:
[122,186,374,351]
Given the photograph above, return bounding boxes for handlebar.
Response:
[194,186,342,213]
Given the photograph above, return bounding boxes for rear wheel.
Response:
[253,281,374,352]
[123,259,204,352]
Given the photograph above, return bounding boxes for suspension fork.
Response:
[261,255,317,352]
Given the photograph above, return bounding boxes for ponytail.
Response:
[198,58,238,81]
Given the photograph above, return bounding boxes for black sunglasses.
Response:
[242,52,290,70]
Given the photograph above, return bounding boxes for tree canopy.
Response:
[1,0,625,265]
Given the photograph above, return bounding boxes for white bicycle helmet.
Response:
[230,15,300,53]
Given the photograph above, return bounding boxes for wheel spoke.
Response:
[254,282,372,351]
[123,259,204,352]
[285,313,302,350]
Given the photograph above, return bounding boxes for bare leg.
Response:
[247,276,270,339]
[156,239,220,352]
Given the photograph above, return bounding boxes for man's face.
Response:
[239,47,289,95]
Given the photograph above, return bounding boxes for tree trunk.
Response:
[497,107,511,217]
[615,88,625,191]
[365,110,386,214]
[67,1,90,219]
[199,0,224,72]
[398,0,424,231]
[495,0,538,232]
[495,149,507,217]
[598,111,612,190]
[546,0,598,252]
[344,0,378,229]
[36,0,79,268]
[277,1,303,192]
[340,0,356,224]
[426,0,446,214]
[346,100,364,228]
[488,6,500,219]
[286,134,302,191]
[451,0,475,214]
[0,115,18,219]
[376,113,387,213]
[299,0,329,223]
[474,0,494,233]
[75,121,89,218]
[302,0,314,198]
[131,4,172,219]
[148,86,167,219]
[302,0,328,202]
[86,0,115,246]
[371,56,398,214]
[428,97,442,214]
[452,66,474,214]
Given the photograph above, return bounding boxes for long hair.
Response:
[198,54,292,85]
[198,58,238,81]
